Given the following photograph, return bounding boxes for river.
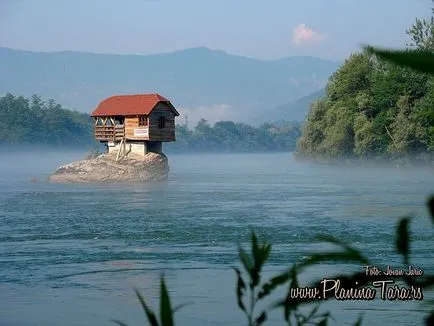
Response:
[0,151,433,325]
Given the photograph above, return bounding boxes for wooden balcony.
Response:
[94,125,125,141]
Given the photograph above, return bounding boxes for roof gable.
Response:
[90,93,179,117]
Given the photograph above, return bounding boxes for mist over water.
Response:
[0,150,433,325]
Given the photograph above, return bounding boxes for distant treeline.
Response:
[296,12,434,164]
[166,119,302,153]
[0,93,95,146]
[0,93,302,152]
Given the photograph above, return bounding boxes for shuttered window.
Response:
[139,116,147,127]
[158,116,166,129]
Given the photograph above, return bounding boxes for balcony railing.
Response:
[95,125,125,141]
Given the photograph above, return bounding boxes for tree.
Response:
[326,50,374,103]
[0,93,94,146]
[353,113,377,158]
[296,4,434,164]
[296,99,328,159]
[406,0,434,51]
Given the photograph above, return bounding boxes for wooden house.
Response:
[90,94,179,158]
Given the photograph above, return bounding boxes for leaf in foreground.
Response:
[111,320,129,326]
[427,195,434,224]
[233,267,247,313]
[257,270,292,300]
[135,289,159,326]
[354,313,364,326]
[364,46,434,75]
[396,217,411,264]
[160,275,174,326]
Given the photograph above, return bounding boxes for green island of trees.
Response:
[296,7,434,165]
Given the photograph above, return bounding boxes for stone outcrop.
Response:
[48,151,169,183]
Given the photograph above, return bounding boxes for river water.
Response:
[0,151,433,326]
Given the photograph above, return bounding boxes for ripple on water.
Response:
[0,152,433,326]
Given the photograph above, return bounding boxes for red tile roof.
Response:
[90,93,179,117]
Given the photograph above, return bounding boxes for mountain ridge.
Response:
[0,46,340,122]
[0,46,338,62]
[249,88,326,125]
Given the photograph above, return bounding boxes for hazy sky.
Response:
[0,0,432,60]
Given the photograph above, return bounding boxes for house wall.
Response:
[107,141,118,155]
[107,141,148,157]
[94,116,122,142]
[148,103,176,142]
[147,141,162,154]
[98,102,176,143]
[129,142,147,156]
[124,116,150,141]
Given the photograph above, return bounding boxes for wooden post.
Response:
[116,138,124,162]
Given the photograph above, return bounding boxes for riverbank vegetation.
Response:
[0,93,302,152]
[166,119,302,153]
[0,93,95,147]
[296,8,434,165]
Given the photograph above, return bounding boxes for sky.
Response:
[0,0,433,61]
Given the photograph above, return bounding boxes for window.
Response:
[158,116,166,129]
[114,117,124,125]
[105,118,113,126]
[96,117,103,126]
[139,116,147,127]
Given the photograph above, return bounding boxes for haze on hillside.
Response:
[0,47,338,125]
[1,2,434,326]
[0,0,431,126]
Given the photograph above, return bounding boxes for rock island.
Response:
[49,93,180,183]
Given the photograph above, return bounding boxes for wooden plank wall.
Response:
[109,102,176,142]
[124,116,150,141]
[148,103,176,142]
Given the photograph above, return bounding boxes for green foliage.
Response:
[166,120,303,153]
[112,276,187,326]
[326,51,374,102]
[429,196,434,224]
[353,113,377,158]
[294,99,327,160]
[405,2,434,52]
[113,7,434,325]
[114,195,434,325]
[111,6,434,326]
[296,8,434,164]
[0,93,302,152]
[234,232,272,326]
[365,47,434,75]
[0,93,95,147]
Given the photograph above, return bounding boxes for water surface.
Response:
[0,151,433,325]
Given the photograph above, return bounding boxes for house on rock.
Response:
[90,94,179,159]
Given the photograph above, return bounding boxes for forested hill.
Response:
[0,93,302,152]
[165,119,302,153]
[296,10,434,165]
[0,46,339,122]
[0,93,94,146]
